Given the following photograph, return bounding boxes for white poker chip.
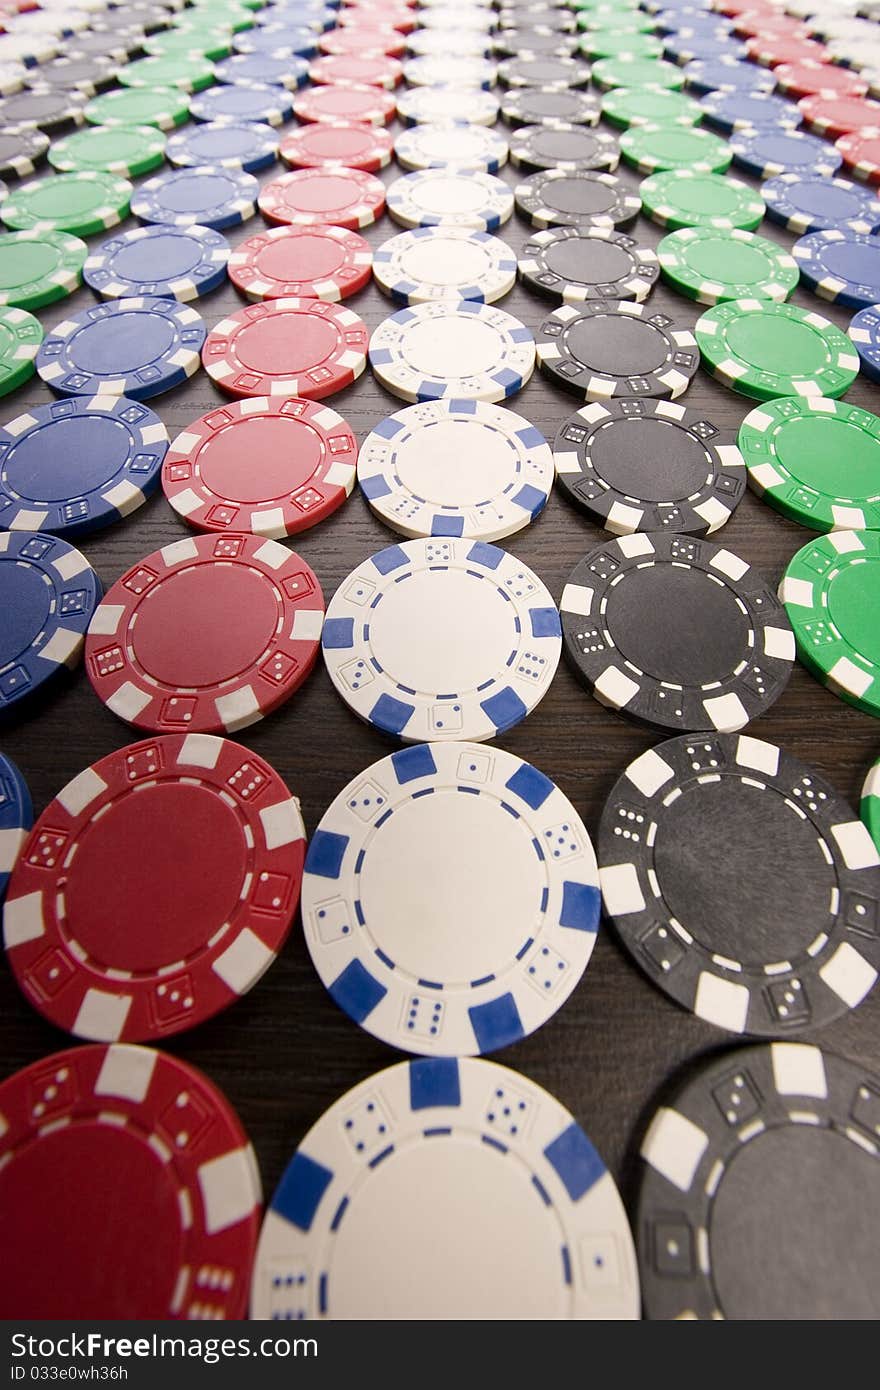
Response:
[358,398,553,540]
[417,7,496,29]
[407,28,492,56]
[402,55,498,87]
[0,61,26,96]
[386,169,514,231]
[373,226,517,305]
[252,1054,638,1320]
[322,538,560,741]
[396,86,499,127]
[394,121,509,173]
[369,300,536,404]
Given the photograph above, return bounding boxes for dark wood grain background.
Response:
[2,57,880,1241]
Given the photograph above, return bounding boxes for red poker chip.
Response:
[714,0,778,12]
[338,4,416,31]
[799,92,880,136]
[229,224,373,301]
[0,1043,260,1318]
[837,129,880,182]
[775,58,868,98]
[294,80,396,124]
[5,733,307,1038]
[202,297,369,398]
[258,166,386,228]
[280,119,393,171]
[343,0,417,7]
[163,396,359,536]
[732,11,811,38]
[745,33,828,65]
[319,24,407,57]
[84,535,324,731]
[308,53,403,88]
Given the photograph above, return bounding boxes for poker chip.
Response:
[165,120,278,172]
[774,56,868,96]
[508,123,619,173]
[358,398,552,540]
[338,2,413,29]
[408,27,492,56]
[583,28,665,59]
[663,30,747,59]
[498,24,581,56]
[373,227,515,305]
[591,55,685,89]
[862,755,880,847]
[837,129,880,181]
[638,1042,880,1319]
[67,29,143,64]
[746,31,828,63]
[732,9,809,35]
[553,397,745,535]
[189,81,292,125]
[163,395,357,536]
[213,52,309,87]
[0,32,57,67]
[228,222,371,302]
[620,122,732,173]
[514,169,641,230]
[848,302,880,379]
[386,169,513,231]
[369,301,535,404]
[395,122,509,173]
[416,8,493,31]
[793,226,880,307]
[740,395,880,531]
[131,165,257,231]
[763,171,880,233]
[318,23,405,55]
[395,86,499,125]
[0,87,86,131]
[496,54,588,86]
[0,61,26,97]
[279,121,392,172]
[0,752,30,900]
[0,393,168,536]
[143,29,234,62]
[601,85,702,126]
[84,87,190,131]
[308,52,404,88]
[699,87,803,129]
[253,1055,637,1319]
[235,20,321,56]
[640,168,766,230]
[23,53,117,95]
[536,301,699,401]
[561,534,794,729]
[730,127,844,176]
[519,226,659,304]
[84,224,228,303]
[659,226,798,303]
[0,529,99,712]
[696,298,860,399]
[49,125,167,179]
[500,84,601,125]
[322,538,559,739]
[37,297,206,400]
[118,53,216,92]
[0,228,86,310]
[799,92,880,136]
[258,168,385,229]
[202,297,368,399]
[1,170,131,237]
[293,80,395,124]
[0,1043,260,1318]
[683,55,777,92]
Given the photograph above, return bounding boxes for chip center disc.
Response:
[827,556,880,665]
[235,313,338,374]
[568,315,668,374]
[592,418,709,500]
[665,176,739,216]
[544,176,614,216]
[605,564,749,684]
[823,238,880,283]
[115,234,202,279]
[359,791,540,982]
[0,241,57,291]
[796,183,860,218]
[710,1127,880,1318]
[530,130,594,161]
[328,1138,567,1318]
[370,568,515,694]
[404,317,508,378]
[395,417,520,504]
[548,239,631,281]
[286,173,364,214]
[190,127,252,159]
[201,415,322,502]
[75,311,175,373]
[131,562,280,687]
[402,239,489,286]
[413,175,489,214]
[726,314,826,375]
[27,183,105,217]
[0,1122,180,1318]
[157,172,236,215]
[776,415,880,497]
[688,239,771,283]
[653,779,834,961]
[260,234,345,281]
[6,416,135,501]
[63,782,247,971]
[0,558,55,666]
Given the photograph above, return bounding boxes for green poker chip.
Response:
[118,55,216,93]
[658,227,799,305]
[0,305,42,397]
[182,0,255,25]
[601,86,702,129]
[49,125,167,178]
[591,56,684,91]
[620,123,731,174]
[640,170,765,231]
[696,299,860,401]
[781,529,880,717]
[1,170,132,237]
[144,28,235,61]
[577,9,656,31]
[739,396,880,532]
[84,87,190,132]
[579,30,664,60]
[861,757,880,851]
[0,228,87,310]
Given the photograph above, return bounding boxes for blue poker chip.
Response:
[83,224,229,302]
[0,394,169,537]
[0,752,31,898]
[165,120,278,172]
[0,531,101,715]
[213,52,309,88]
[189,81,293,126]
[653,11,733,36]
[36,297,206,400]
[731,128,843,178]
[131,165,258,230]
[763,173,880,235]
[257,3,336,29]
[683,56,777,94]
[793,228,880,309]
[699,90,803,133]
[849,304,880,383]
[233,23,320,58]
[664,34,747,62]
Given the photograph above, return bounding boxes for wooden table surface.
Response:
[2,70,880,1234]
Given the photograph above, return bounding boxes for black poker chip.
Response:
[0,124,50,179]
[24,56,118,97]
[498,7,576,31]
[501,86,601,126]
[638,1042,880,1318]
[561,534,794,731]
[553,398,746,535]
[515,169,641,229]
[493,27,580,57]
[536,300,700,400]
[497,55,590,88]
[0,89,87,133]
[509,123,619,173]
[66,30,144,64]
[519,226,659,304]
[90,5,167,35]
